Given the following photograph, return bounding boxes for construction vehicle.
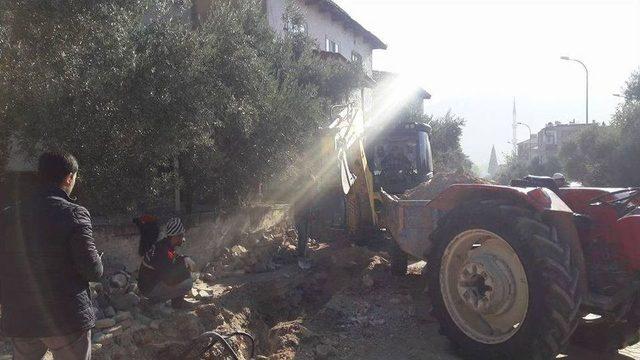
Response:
[323,103,640,358]
[320,103,432,246]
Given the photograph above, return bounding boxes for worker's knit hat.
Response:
[165,217,185,237]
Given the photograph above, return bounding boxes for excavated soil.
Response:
[401,169,492,200]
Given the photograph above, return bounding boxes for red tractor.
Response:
[323,108,640,358]
[381,176,640,359]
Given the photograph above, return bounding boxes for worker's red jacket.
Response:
[137,237,190,295]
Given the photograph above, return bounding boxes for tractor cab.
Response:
[365,122,433,195]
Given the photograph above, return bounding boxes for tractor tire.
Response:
[427,200,582,359]
[388,236,408,276]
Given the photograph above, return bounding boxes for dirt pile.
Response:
[402,169,492,200]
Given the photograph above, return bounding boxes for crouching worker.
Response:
[138,217,197,309]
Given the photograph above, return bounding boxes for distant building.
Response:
[488,145,499,177]
[536,121,594,161]
[517,133,539,161]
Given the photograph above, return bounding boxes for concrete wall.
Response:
[265,0,375,76]
[94,205,289,273]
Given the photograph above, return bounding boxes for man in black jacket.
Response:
[0,151,103,360]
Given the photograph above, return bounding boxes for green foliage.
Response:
[496,69,640,187]
[0,18,9,182]
[0,0,362,214]
[424,111,473,173]
[624,69,640,102]
[559,125,619,186]
[559,70,640,187]
[609,101,640,186]
[494,153,562,185]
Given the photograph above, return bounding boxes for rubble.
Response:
[95,318,116,329]
[1,220,452,360]
[209,229,297,278]
[314,343,336,359]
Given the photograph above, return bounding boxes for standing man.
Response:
[0,151,103,359]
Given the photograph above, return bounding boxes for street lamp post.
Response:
[560,56,589,124]
[517,122,532,161]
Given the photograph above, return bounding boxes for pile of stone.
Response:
[186,276,216,302]
[91,270,140,321]
[88,276,226,359]
[210,229,296,277]
[89,270,146,351]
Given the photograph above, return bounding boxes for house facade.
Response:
[263,0,386,77]
[262,0,387,120]
[517,133,539,161]
[194,0,388,119]
[536,121,593,161]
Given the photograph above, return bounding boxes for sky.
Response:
[333,0,640,169]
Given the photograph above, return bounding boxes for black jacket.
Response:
[138,237,190,295]
[0,186,103,337]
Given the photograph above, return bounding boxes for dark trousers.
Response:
[11,330,91,360]
[295,216,310,258]
[146,278,193,304]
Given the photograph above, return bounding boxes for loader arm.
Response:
[322,103,378,235]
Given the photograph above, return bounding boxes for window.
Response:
[325,38,339,53]
[544,131,556,145]
[285,19,306,34]
[351,51,362,64]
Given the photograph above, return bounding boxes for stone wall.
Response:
[94,204,289,273]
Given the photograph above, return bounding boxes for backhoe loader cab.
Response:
[365,122,433,195]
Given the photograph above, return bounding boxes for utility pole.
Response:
[561,56,589,124]
[517,122,532,161]
[511,98,518,154]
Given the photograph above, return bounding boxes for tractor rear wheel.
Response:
[427,201,582,359]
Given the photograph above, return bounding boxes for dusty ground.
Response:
[1,232,640,360]
[215,237,640,360]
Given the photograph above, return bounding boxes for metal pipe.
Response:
[516,122,532,161]
[182,330,256,359]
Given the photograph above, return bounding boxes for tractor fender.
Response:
[428,184,588,295]
[428,184,572,213]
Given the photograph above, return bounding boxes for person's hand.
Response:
[184,257,197,272]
